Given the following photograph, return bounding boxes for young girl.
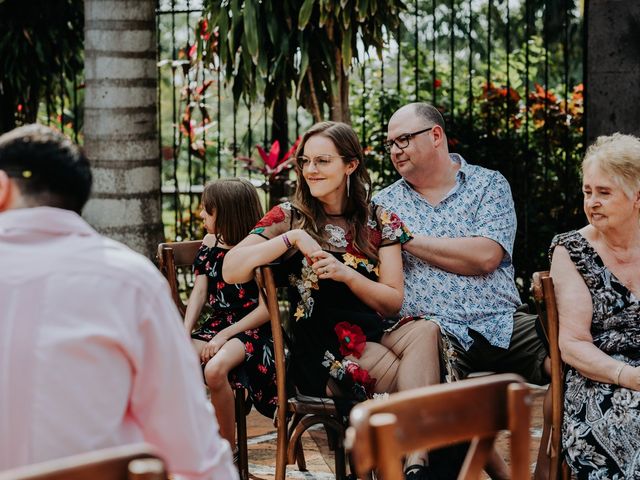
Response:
[183,178,277,451]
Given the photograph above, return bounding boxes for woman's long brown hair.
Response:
[292,121,377,261]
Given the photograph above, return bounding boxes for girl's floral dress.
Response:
[250,202,412,405]
[191,241,277,418]
[551,231,640,479]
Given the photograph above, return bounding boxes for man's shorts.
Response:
[442,306,550,385]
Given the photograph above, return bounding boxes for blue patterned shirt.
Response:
[373,154,521,350]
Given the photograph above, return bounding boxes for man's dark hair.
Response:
[0,124,92,213]
[410,103,446,131]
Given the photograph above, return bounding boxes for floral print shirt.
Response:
[373,153,521,350]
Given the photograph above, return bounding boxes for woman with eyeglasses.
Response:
[223,123,441,438]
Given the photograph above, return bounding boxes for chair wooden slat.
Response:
[347,374,531,480]
[0,444,165,480]
[256,265,348,480]
[532,271,570,480]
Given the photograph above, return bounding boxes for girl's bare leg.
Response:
[194,338,245,446]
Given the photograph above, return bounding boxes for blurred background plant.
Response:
[0,0,84,138]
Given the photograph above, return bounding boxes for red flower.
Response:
[258,364,267,374]
[434,78,442,89]
[345,362,376,392]
[216,251,225,259]
[335,322,366,358]
[367,226,382,249]
[254,206,285,228]
[243,301,254,308]
[216,281,225,290]
[245,342,254,354]
[238,288,245,299]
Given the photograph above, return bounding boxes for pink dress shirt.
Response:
[0,207,238,479]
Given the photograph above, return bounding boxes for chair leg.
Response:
[234,388,249,480]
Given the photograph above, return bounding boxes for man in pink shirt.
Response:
[0,124,237,479]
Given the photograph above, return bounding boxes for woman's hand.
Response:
[311,250,355,284]
[201,334,228,363]
[289,229,323,261]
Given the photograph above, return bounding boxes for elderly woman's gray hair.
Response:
[582,132,640,199]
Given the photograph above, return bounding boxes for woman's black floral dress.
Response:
[551,231,640,479]
[250,202,412,403]
[191,242,277,418]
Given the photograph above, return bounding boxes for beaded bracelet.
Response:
[282,233,293,249]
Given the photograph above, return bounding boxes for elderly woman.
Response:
[550,133,640,478]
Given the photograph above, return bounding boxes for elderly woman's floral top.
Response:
[250,202,412,403]
[551,231,640,479]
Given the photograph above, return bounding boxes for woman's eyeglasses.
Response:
[296,154,347,169]
[383,127,433,153]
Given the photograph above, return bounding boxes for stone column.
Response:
[586,0,640,142]
[83,0,164,258]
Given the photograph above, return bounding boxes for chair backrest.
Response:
[0,444,166,480]
[254,266,289,476]
[157,240,202,317]
[346,374,531,480]
[532,271,568,480]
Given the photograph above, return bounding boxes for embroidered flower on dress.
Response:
[380,210,412,243]
[251,203,291,234]
[335,322,366,358]
[288,257,319,320]
[324,224,348,248]
[322,351,376,400]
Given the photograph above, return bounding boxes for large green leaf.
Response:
[298,0,315,29]
[243,0,259,63]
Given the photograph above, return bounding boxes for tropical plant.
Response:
[235,136,301,206]
[0,0,84,133]
[204,0,407,129]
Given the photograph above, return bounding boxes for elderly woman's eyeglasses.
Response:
[296,154,347,169]
[383,127,433,153]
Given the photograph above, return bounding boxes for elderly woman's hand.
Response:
[311,250,355,284]
[619,364,640,391]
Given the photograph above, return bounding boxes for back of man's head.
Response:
[0,124,92,214]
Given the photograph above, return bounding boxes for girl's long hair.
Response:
[292,121,377,261]
[201,177,264,245]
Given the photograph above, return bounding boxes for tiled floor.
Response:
[243,384,547,479]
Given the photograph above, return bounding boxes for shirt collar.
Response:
[398,152,471,193]
[0,207,97,237]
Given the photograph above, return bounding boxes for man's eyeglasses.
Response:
[383,127,433,153]
[296,154,347,169]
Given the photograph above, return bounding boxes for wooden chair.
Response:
[532,271,570,480]
[0,444,166,480]
[255,265,349,480]
[346,373,531,480]
[156,241,250,480]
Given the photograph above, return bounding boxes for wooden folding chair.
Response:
[157,241,250,480]
[255,265,349,480]
[532,271,570,480]
[346,373,531,480]
[0,444,166,480]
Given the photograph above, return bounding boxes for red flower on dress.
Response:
[335,322,366,358]
[367,227,382,249]
[245,342,254,354]
[216,281,225,290]
[258,364,267,374]
[345,362,376,393]
[238,288,245,299]
[254,206,285,228]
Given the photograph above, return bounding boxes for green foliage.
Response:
[0,0,84,133]
[204,0,407,121]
